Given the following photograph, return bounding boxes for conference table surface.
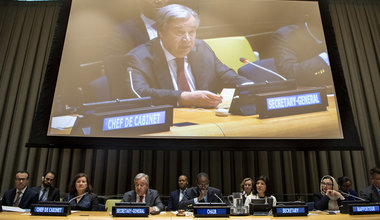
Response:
[50,95,341,138]
[1,211,380,220]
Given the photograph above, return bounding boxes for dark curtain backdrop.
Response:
[0,0,379,202]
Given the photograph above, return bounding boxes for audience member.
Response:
[179,172,226,210]
[64,173,99,211]
[1,170,39,209]
[244,175,277,211]
[314,175,344,210]
[240,177,253,204]
[337,176,358,201]
[108,0,170,55]
[360,167,380,202]
[121,173,164,213]
[32,171,60,202]
[272,19,332,87]
[168,174,189,211]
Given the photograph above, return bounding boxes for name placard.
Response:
[103,111,166,131]
[194,206,230,217]
[272,205,308,217]
[349,204,380,215]
[112,206,149,217]
[73,105,173,136]
[256,87,328,118]
[31,204,70,216]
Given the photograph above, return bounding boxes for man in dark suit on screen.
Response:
[108,0,169,55]
[31,171,60,202]
[168,174,189,211]
[126,4,251,108]
[2,170,39,209]
[178,172,226,210]
[121,173,164,213]
[360,167,380,202]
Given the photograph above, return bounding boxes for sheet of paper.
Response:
[51,115,77,130]
[2,205,28,212]
[217,88,235,109]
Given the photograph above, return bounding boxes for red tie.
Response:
[175,58,191,91]
[139,195,144,202]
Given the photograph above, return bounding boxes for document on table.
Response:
[51,115,77,130]
[217,88,235,109]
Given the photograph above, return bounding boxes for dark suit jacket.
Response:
[178,186,225,210]
[168,189,184,211]
[126,38,251,106]
[273,24,332,87]
[106,16,150,56]
[64,193,99,211]
[121,189,164,211]
[31,186,60,201]
[313,192,342,211]
[360,185,380,203]
[2,187,39,209]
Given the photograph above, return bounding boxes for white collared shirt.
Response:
[39,185,50,201]
[135,194,146,203]
[179,188,187,201]
[14,186,27,203]
[140,14,157,40]
[160,40,196,91]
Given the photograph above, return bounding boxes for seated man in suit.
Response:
[108,0,170,55]
[122,173,164,213]
[126,4,251,108]
[31,171,60,202]
[168,174,188,211]
[2,170,39,209]
[178,172,226,210]
[360,167,380,202]
[272,18,333,87]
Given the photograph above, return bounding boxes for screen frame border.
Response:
[26,0,362,151]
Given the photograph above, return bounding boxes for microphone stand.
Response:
[339,190,367,201]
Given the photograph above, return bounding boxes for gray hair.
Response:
[135,173,149,185]
[156,4,200,32]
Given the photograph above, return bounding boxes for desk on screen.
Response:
[1,211,380,219]
[50,96,341,138]
[148,95,341,138]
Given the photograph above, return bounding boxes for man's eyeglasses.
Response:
[15,178,27,181]
[198,184,209,188]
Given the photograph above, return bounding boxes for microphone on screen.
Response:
[338,190,367,201]
[239,57,287,81]
[128,67,142,99]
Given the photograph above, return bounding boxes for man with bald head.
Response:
[122,173,164,213]
[126,4,251,107]
[168,174,189,211]
[178,172,226,210]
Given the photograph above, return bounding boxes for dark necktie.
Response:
[175,58,191,91]
[14,191,22,207]
[139,195,144,203]
[39,188,47,201]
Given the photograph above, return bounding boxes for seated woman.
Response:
[64,173,99,211]
[338,176,358,200]
[240,178,253,204]
[314,175,345,210]
[244,175,277,210]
